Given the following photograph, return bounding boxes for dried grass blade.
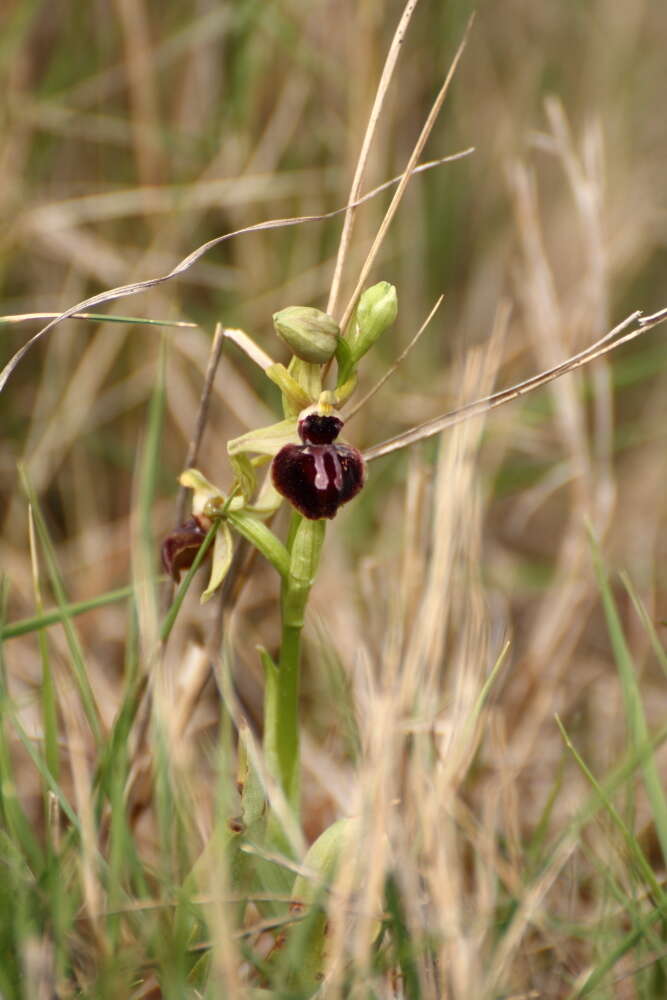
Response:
[0,153,472,395]
[344,294,444,420]
[327,0,421,317]
[363,307,667,462]
[0,312,199,328]
[338,15,475,335]
[174,322,226,527]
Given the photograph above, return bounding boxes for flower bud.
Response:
[347,281,397,363]
[273,306,340,364]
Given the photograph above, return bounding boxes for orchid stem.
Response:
[262,514,325,826]
[274,619,302,812]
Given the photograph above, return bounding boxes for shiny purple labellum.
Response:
[161,516,209,581]
[272,413,365,520]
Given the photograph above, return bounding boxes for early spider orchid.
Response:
[162,282,396,599]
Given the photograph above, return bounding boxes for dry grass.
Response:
[2,1,667,997]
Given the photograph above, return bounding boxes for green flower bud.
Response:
[273,306,340,364]
[347,281,398,363]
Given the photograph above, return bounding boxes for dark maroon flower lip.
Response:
[272,413,366,520]
[161,516,209,581]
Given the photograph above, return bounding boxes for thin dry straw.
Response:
[0,151,473,395]
[174,322,225,527]
[327,0,421,318]
[344,294,444,420]
[337,14,476,336]
[362,307,667,462]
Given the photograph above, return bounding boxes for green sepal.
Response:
[333,370,358,406]
[179,467,225,516]
[229,451,256,501]
[179,468,219,493]
[227,419,299,459]
[247,469,284,518]
[265,363,312,412]
[227,510,290,578]
[283,357,322,417]
[201,521,234,603]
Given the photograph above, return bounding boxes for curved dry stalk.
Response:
[0,151,472,395]
[327,0,421,318]
[363,307,667,462]
[0,312,199,328]
[338,14,475,336]
[344,294,444,420]
[174,322,226,527]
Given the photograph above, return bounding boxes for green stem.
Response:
[260,615,302,819]
[275,620,302,811]
[261,515,325,821]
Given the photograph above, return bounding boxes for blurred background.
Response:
[2,1,667,992]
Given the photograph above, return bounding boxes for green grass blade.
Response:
[0,711,44,874]
[385,873,422,1000]
[28,507,59,781]
[10,709,81,833]
[620,570,667,680]
[572,906,665,997]
[0,579,45,873]
[555,715,666,907]
[133,336,168,647]
[588,528,667,867]
[0,311,199,328]
[0,584,134,641]
[18,471,103,745]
